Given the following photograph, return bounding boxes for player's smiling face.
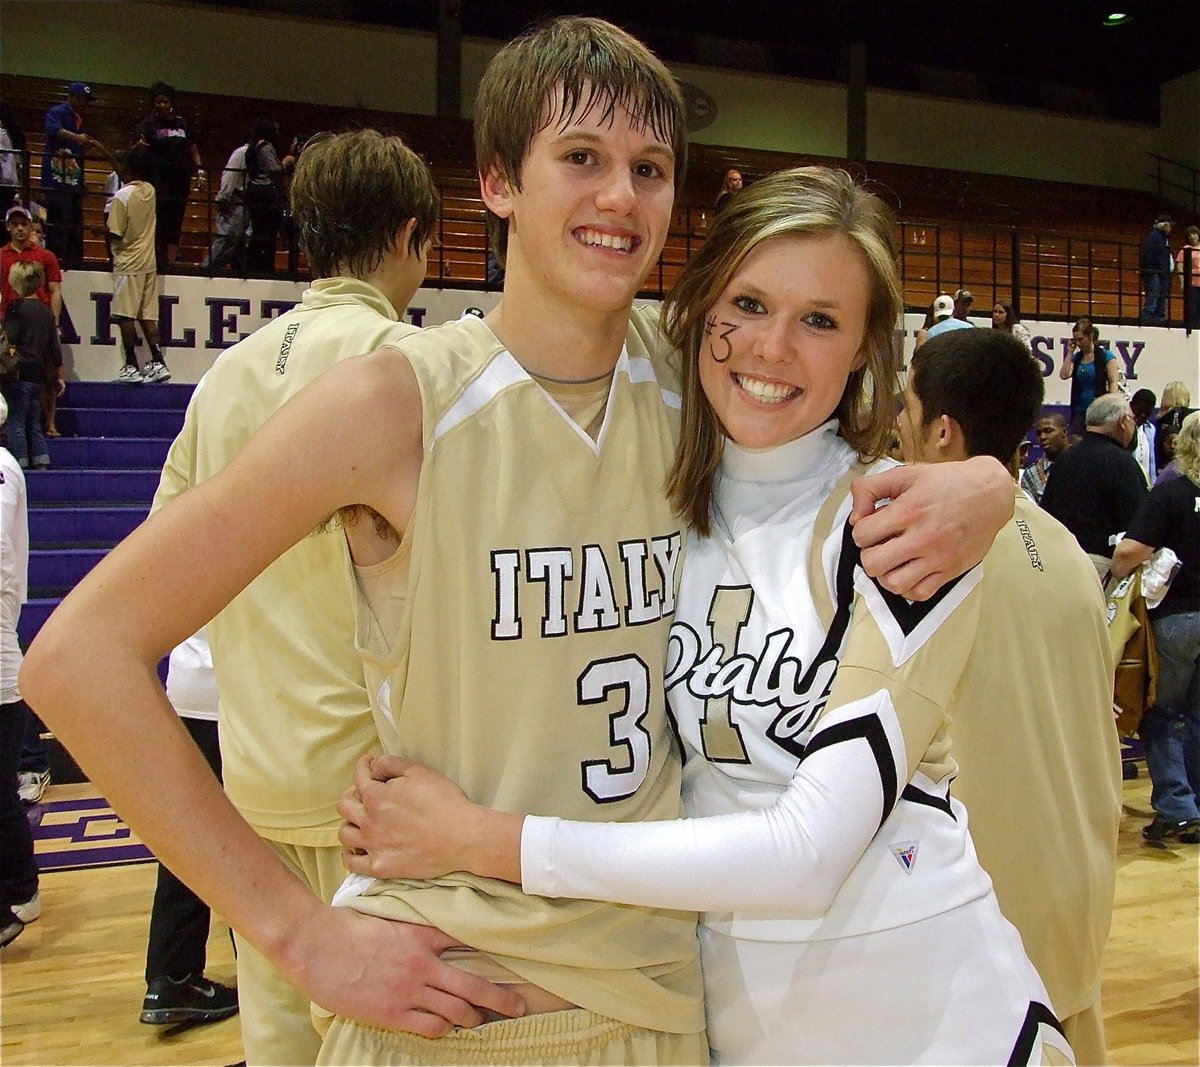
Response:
[699,233,870,451]
[482,84,675,317]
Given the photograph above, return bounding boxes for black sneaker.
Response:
[140,974,239,1025]
[1179,820,1200,845]
[1142,816,1195,848]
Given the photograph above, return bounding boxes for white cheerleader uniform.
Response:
[521,421,1073,1066]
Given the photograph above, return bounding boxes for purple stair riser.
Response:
[54,408,185,439]
[27,468,162,504]
[29,548,108,591]
[47,437,173,470]
[30,507,148,545]
[61,381,193,411]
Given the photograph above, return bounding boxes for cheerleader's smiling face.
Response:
[699,233,870,451]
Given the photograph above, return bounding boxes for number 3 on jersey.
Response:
[579,655,652,803]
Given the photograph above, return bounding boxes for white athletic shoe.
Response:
[13,891,40,925]
[141,361,172,384]
[114,364,144,384]
[17,770,50,804]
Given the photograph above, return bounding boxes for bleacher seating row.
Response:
[2,71,1189,322]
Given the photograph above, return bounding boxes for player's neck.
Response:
[487,268,631,381]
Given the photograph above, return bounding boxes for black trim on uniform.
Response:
[862,565,973,638]
[767,521,860,758]
[900,782,958,821]
[803,713,898,831]
[1007,1000,1067,1066]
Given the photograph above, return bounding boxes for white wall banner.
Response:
[57,274,1198,406]
[56,273,501,384]
[899,314,1198,408]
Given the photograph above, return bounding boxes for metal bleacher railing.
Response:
[4,146,1190,328]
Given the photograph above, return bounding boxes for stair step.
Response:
[29,506,147,545]
[54,408,185,439]
[43,436,173,470]
[61,381,194,411]
[27,469,162,504]
[29,548,108,591]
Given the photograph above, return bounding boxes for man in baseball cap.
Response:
[2,201,62,321]
[953,289,974,321]
[927,292,974,341]
[40,82,106,267]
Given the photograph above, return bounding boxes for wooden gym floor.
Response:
[1,774,1197,1066]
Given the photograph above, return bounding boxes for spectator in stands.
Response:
[141,627,239,1027]
[137,82,205,271]
[991,300,1031,351]
[0,391,41,949]
[1183,226,1199,331]
[1111,411,1200,847]
[1060,316,1118,435]
[952,287,974,321]
[1041,393,1148,579]
[28,218,46,249]
[280,134,306,272]
[710,166,739,214]
[202,141,248,275]
[1156,429,1182,484]
[1139,214,1173,325]
[1156,381,1193,475]
[1,203,62,322]
[1020,411,1070,503]
[1130,388,1157,485]
[714,167,742,213]
[924,293,972,342]
[40,82,106,268]
[0,100,26,209]
[108,147,170,385]
[244,118,283,273]
[2,261,61,470]
[898,327,1121,1066]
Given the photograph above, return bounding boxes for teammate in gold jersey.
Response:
[24,15,1015,1058]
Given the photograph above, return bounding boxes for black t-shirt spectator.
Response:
[1040,433,1148,558]
[5,296,62,384]
[137,113,193,187]
[1125,475,1200,618]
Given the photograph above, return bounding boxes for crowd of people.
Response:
[1,17,1198,1067]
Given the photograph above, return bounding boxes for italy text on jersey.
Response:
[666,523,861,764]
[489,533,682,639]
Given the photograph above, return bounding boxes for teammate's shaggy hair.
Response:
[291,129,439,280]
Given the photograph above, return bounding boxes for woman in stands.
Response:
[136,82,203,270]
[992,299,1032,351]
[338,167,1070,1066]
[1060,316,1118,435]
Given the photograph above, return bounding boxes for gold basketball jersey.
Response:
[346,307,704,1034]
